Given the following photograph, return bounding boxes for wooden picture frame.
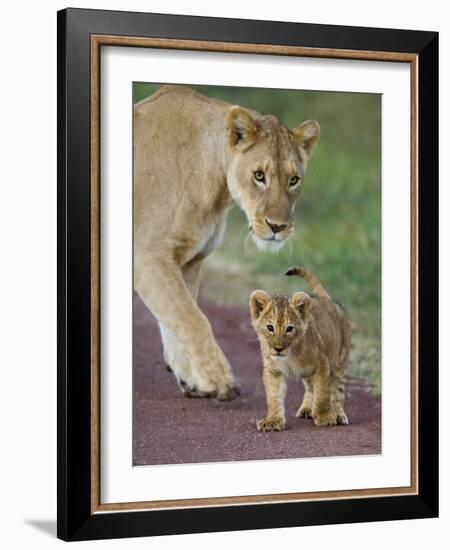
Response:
[57,8,438,541]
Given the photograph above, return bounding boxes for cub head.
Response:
[226,106,320,252]
[249,290,311,361]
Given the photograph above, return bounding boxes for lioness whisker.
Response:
[297,234,313,257]
[243,232,252,254]
[286,239,294,261]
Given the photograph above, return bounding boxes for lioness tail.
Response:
[285,266,330,299]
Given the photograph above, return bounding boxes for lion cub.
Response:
[250,267,351,431]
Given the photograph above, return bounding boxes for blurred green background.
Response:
[134,83,382,393]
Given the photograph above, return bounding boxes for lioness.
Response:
[134,85,320,400]
[250,267,351,430]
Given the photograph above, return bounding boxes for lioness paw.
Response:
[256,417,285,432]
[217,385,241,401]
[182,380,240,401]
[336,411,349,425]
[183,386,217,398]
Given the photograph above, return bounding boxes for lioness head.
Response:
[225,106,320,252]
[249,290,311,360]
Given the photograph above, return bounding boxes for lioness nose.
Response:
[266,219,288,233]
[274,345,285,353]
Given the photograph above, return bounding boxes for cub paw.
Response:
[313,411,337,427]
[256,417,285,432]
[296,405,313,418]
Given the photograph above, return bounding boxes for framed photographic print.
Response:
[57,8,438,541]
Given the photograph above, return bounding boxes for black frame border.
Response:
[57,8,438,541]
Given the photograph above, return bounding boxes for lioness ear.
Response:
[290,291,311,321]
[227,106,257,150]
[293,120,320,158]
[249,290,271,322]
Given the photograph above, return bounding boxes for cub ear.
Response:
[292,120,320,158]
[249,290,271,322]
[226,106,257,150]
[290,291,311,321]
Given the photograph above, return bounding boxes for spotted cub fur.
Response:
[249,267,351,431]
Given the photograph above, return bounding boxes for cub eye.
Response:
[266,324,274,333]
[285,325,295,333]
[288,175,300,187]
[254,171,266,183]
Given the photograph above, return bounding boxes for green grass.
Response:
[133,83,382,393]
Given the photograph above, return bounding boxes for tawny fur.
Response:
[250,267,351,430]
[134,85,320,400]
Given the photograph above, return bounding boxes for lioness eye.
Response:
[254,171,265,183]
[288,175,299,187]
[285,325,294,333]
[266,324,274,332]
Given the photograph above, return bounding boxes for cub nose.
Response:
[265,219,288,234]
[274,345,285,353]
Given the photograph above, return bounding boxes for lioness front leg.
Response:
[257,368,287,432]
[135,256,238,400]
[159,260,203,394]
[159,323,197,392]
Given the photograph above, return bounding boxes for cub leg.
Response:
[312,362,337,427]
[330,371,348,425]
[135,255,238,400]
[257,368,287,432]
[296,377,314,418]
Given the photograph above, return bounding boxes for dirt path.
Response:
[133,292,381,466]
